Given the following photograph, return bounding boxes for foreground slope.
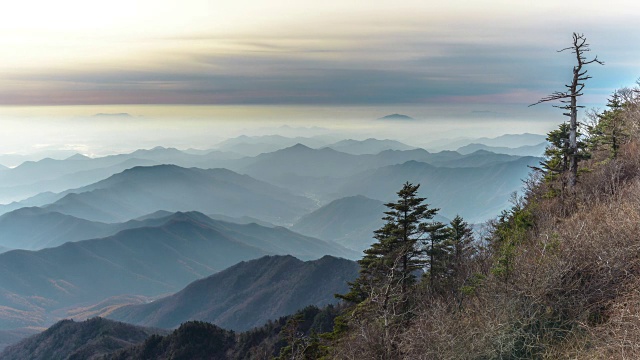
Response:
[108,255,358,331]
[328,88,640,359]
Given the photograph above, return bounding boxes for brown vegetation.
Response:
[328,83,640,359]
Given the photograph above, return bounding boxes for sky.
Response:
[0,0,639,153]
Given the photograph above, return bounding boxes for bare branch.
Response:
[531,32,604,187]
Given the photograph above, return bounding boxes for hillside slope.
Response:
[0,212,355,330]
[108,255,358,331]
[328,85,640,359]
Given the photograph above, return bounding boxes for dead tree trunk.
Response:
[531,33,603,187]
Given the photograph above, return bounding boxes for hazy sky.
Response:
[1,0,638,107]
[0,1,639,155]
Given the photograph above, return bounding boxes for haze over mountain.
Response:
[457,142,547,157]
[0,141,539,223]
[0,212,354,329]
[0,207,281,251]
[432,150,524,168]
[214,134,336,157]
[0,147,245,204]
[479,133,548,147]
[0,207,115,250]
[324,138,416,155]
[108,255,358,331]
[427,133,547,152]
[292,195,385,251]
[0,150,80,168]
[37,165,314,224]
[0,157,154,204]
[232,143,537,190]
[334,157,540,223]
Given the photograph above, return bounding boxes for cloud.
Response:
[1,21,634,106]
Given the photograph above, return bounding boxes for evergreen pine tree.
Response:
[537,122,590,184]
[588,92,627,159]
[338,182,438,303]
[424,220,450,293]
[446,215,475,296]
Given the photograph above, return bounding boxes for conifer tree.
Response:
[338,182,438,303]
[588,92,627,159]
[424,220,450,292]
[444,215,475,298]
[447,215,475,278]
[539,122,590,181]
[336,182,440,360]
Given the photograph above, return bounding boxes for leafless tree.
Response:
[531,33,604,187]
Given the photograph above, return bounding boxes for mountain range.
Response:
[107,255,358,331]
[0,134,545,343]
[0,256,352,359]
[323,138,416,155]
[333,157,539,222]
[213,134,337,156]
[0,150,79,168]
[20,165,315,225]
[0,207,281,251]
[0,147,243,204]
[456,142,547,157]
[0,212,355,329]
[427,133,547,152]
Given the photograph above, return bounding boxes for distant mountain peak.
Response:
[132,146,181,154]
[279,143,314,152]
[66,153,91,161]
[162,210,211,224]
[378,114,414,120]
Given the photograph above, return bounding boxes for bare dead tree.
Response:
[530,33,604,187]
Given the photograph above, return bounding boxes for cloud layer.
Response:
[1,1,638,106]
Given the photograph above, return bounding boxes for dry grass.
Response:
[330,89,640,359]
